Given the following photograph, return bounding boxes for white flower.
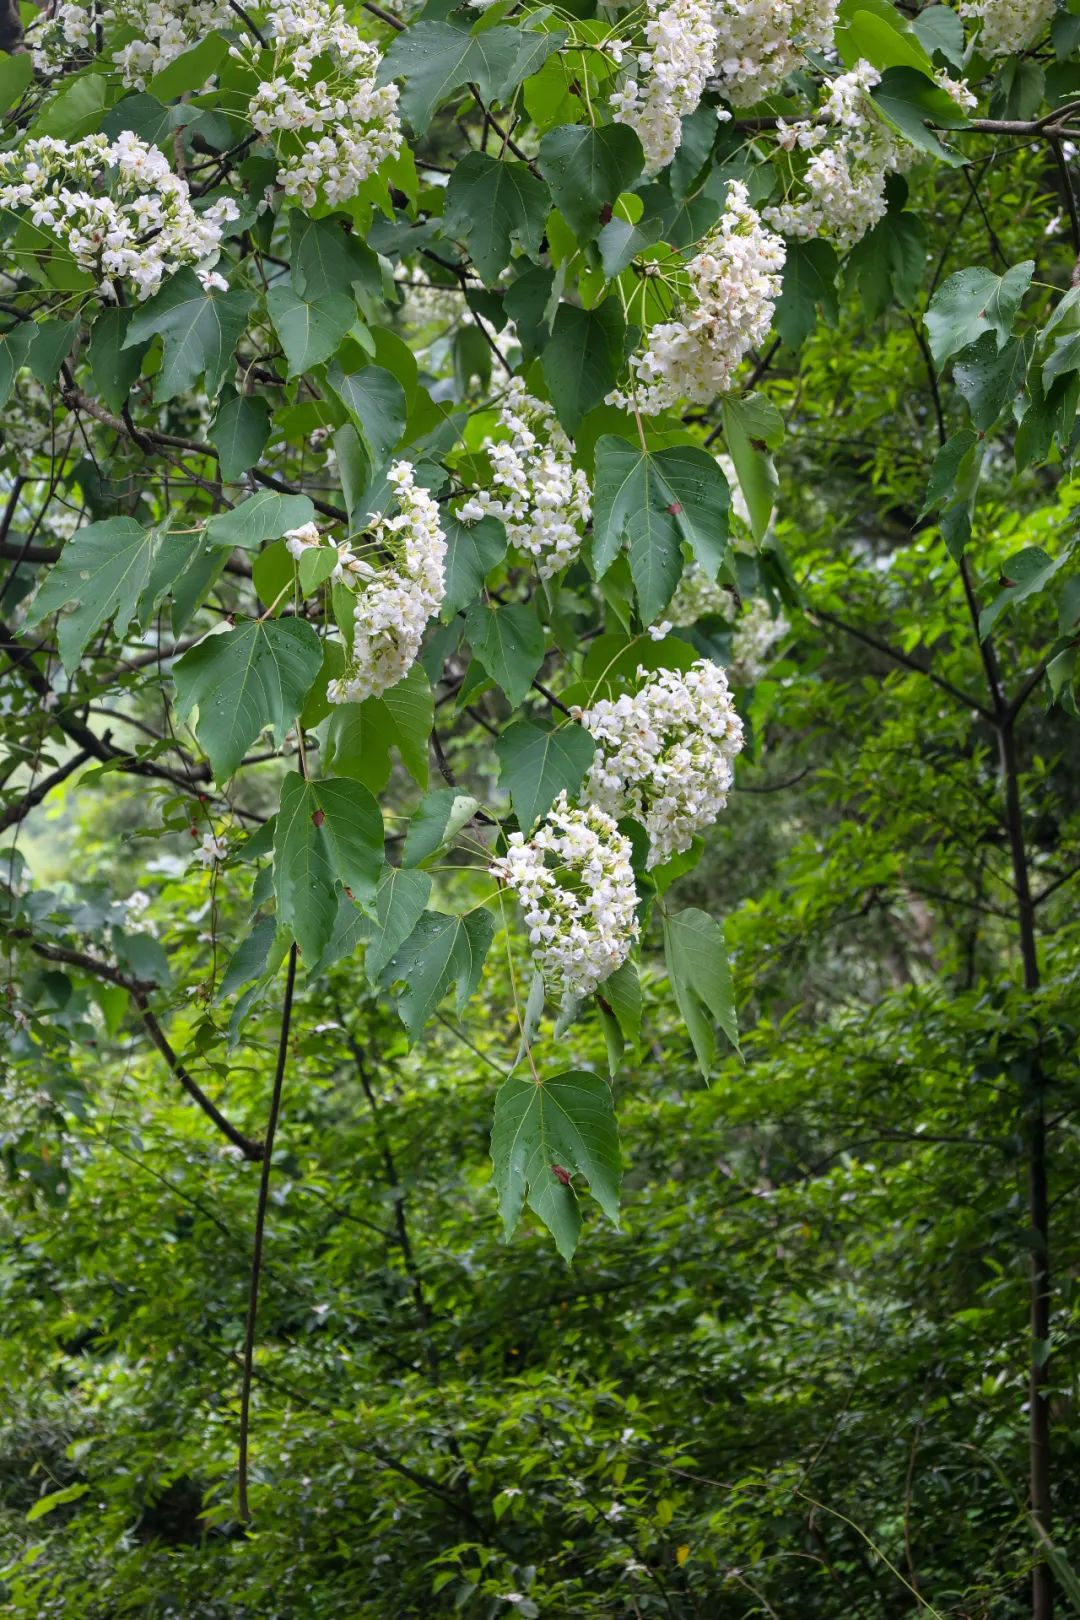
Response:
[610,0,720,173]
[712,0,838,106]
[934,69,978,111]
[0,134,234,300]
[193,832,229,867]
[611,181,785,415]
[328,461,446,704]
[460,380,591,580]
[492,793,640,998]
[959,0,1053,54]
[577,660,744,867]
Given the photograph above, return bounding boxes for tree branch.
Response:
[0,748,90,832]
[9,930,264,1159]
[238,941,298,1519]
[811,608,993,719]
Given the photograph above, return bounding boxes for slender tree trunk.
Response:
[998,716,1053,1620]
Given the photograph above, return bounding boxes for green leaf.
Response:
[490,1069,621,1260]
[266,286,356,376]
[31,74,108,140]
[147,32,228,98]
[978,545,1072,640]
[402,788,481,866]
[0,51,33,113]
[843,7,935,72]
[365,865,432,982]
[324,662,433,792]
[870,65,970,163]
[273,774,384,962]
[845,211,926,317]
[595,958,641,1076]
[382,908,495,1042]
[661,907,739,1076]
[990,59,1044,120]
[913,5,965,66]
[209,392,271,482]
[719,395,780,542]
[1043,330,1080,390]
[325,364,406,466]
[173,619,323,781]
[465,600,546,704]
[380,22,562,135]
[101,90,186,148]
[504,265,556,361]
[953,332,1030,431]
[538,124,644,244]
[496,719,595,831]
[592,437,731,622]
[597,214,665,279]
[204,491,315,550]
[124,270,254,402]
[26,518,192,673]
[289,212,379,302]
[217,915,280,1001]
[925,260,1034,369]
[0,323,38,406]
[26,318,77,384]
[441,513,508,620]
[1016,368,1080,471]
[26,1483,90,1522]
[923,428,978,513]
[543,300,628,434]
[443,153,549,285]
[775,240,839,349]
[88,308,147,414]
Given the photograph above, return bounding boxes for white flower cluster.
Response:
[577,660,744,867]
[611,181,785,415]
[766,61,912,250]
[27,0,234,83]
[492,793,639,998]
[247,0,401,207]
[457,381,591,580]
[958,0,1053,54]
[730,597,789,684]
[326,462,446,705]
[0,134,236,300]
[610,0,722,174]
[712,0,838,107]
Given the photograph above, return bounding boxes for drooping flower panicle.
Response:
[610,0,723,174]
[611,181,785,415]
[492,793,640,998]
[576,660,745,868]
[458,381,591,581]
[325,462,446,705]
